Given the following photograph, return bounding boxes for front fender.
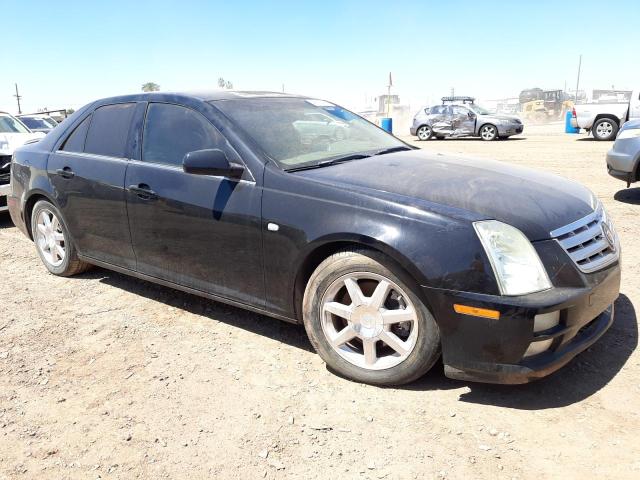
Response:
[262,166,499,319]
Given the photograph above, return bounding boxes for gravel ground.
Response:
[0,124,638,480]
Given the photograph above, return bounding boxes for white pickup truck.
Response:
[571,89,640,140]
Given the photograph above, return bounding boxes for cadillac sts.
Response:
[7,91,621,385]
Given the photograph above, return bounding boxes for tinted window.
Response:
[19,117,41,129]
[84,103,136,158]
[142,103,227,167]
[61,116,92,152]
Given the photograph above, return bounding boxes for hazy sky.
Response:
[3,0,639,114]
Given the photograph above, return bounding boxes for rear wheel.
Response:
[302,249,440,385]
[416,125,433,141]
[31,200,91,276]
[592,117,618,141]
[479,124,498,141]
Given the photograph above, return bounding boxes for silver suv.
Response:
[410,97,524,141]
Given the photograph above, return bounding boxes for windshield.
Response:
[214,97,406,170]
[469,104,492,115]
[19,117,49,130]
[0,114,30,134]
[42,116,58,128]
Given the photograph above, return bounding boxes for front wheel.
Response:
[416,125,433,141]
[302,249,440,385]
[592,118,618,141]
[479,124,498,141]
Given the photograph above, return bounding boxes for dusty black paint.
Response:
[8,91,621,384]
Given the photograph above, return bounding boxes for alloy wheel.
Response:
[320,272,419,370]
[480,125,497,140]
[35,209,66,267]
[417,126,432,140]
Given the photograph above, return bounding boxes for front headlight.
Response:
[474,220,552,296]
[616,128,640,140]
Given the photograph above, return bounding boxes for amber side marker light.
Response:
[453,304,500,320]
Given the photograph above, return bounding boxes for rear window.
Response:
[430,106,447,114]
[84,103,136,158]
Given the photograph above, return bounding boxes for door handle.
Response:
[55,167,75,179]
[128,184,158,200]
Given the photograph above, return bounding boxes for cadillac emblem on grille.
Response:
[601,222,616,252]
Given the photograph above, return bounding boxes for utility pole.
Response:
[574,55,582,103]
[14,83,22,114]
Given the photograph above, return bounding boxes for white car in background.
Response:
[0,112,44,213]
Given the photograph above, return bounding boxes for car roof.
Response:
[93,90,306,105]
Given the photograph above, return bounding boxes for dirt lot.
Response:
[1,125,638,480]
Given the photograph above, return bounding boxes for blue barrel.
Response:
[565,110,579,133]
[380,117,393,133]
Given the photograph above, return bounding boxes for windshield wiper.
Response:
[285,153,371,172]
[372,146,413,156]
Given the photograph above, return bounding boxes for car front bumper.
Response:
[606,142,639,184]
[498,123,524,136]
[425,261,620,384]
[0,183,10,212]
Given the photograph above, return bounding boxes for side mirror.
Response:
[468,111,476,118]
[183,149,244,178]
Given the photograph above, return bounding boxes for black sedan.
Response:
[7,91,621,385]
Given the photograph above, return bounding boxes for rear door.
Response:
[47,103,138,269]
[429,105,450,136]
[125,102,265,306]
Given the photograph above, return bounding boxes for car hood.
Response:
[0,132,45,155]
[296,150,596,241]
[480,114,520,122]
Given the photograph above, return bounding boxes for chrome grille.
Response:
[550,208,619,273]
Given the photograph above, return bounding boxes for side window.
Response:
[451,106,469,116]
[84,103,136,158]
[430,105,445,115]
[61,115,91,152]
[142,103,229,167]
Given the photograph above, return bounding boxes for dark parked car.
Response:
[8,91,621,385]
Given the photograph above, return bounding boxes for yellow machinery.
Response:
[519,89,574,123]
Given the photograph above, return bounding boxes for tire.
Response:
[302,249,441,386]
[479,123,498,141]
[592,117,618,141]
[31,200,91,276]
[416,125,433,141]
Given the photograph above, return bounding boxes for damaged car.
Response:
[410,96,524,141]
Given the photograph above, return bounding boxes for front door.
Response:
[125,102,265,307]
[449,105,476,136]
[47,103,138,269]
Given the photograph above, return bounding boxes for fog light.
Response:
[523,311,560,358]
[523,339,553,357]
[533,311,560,332]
